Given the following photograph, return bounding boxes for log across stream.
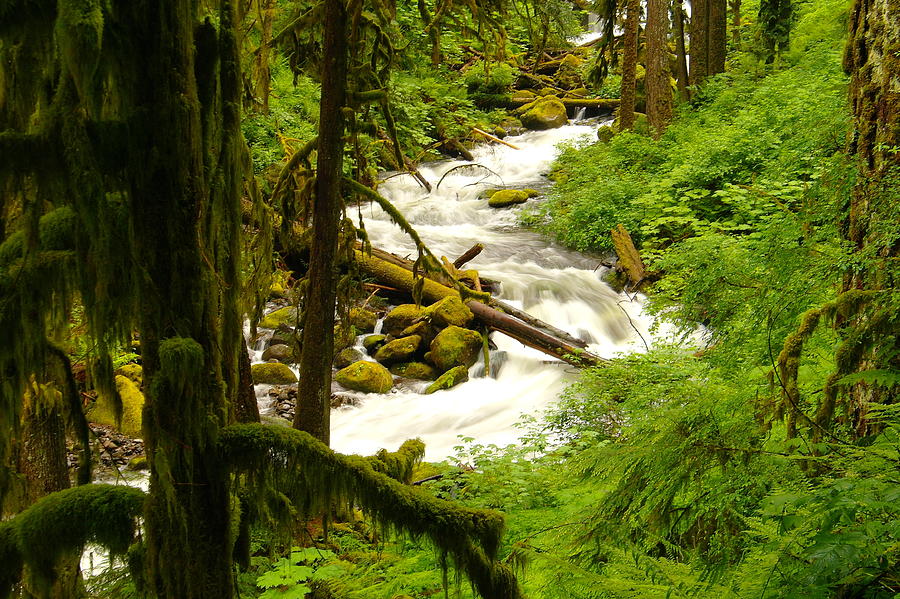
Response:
[255,121,678,460]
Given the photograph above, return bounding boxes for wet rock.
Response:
[259,306,298,330]
[399,321,437,347]
[374,335,422,365]
[362,334,387,353]
[335,347,366,369]
[425,326,483,372]
[261,343,296,363]
[389,361,438,381]
[349,307,377,334]
[519,96,568,130]
[424,365,470,394]
[251,362,298,385]
[425,296,473,329]
[68,424,145,472]
[335,361,393,394]
[382,304,426,337]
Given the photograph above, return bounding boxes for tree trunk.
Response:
[673,0,690,101]
[758,0,792,63]
[294,0,349,446]
[618,0,641,130]
[708,0,727,75]
[730,0,741,49]
[838,0,900,437]
[252,0,275,113]
[690,0,709,85]
[235,341,261,423]
[646,0,673,137]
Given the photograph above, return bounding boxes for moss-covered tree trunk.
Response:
[690,0,709,85]
[758,0,791,63]
[673,0,690,101]
[618,0,641,130]
[646,0,673,136]
[839,0,900,436]
[252,0,276,113]
[730,0,741,48]
[294,0,349,445]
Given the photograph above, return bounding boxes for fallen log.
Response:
[486,299,588,349]
[354,250,607,368]
[358,243,500,293]
[472,127,521,150]
[510,97,621,110]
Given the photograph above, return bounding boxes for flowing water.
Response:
[299,119,672,461]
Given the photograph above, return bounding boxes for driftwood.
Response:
[472,127,521,150]
[359,243,499,294]
[610,224,646,288]
[354,249,607,368]
[452,243,484,269]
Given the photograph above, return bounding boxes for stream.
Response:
[255,118,671,461]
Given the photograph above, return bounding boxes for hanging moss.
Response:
[368,438,425,484]
[0,484,145,596]
[219,424,521,599]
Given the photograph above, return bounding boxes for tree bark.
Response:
[646,0,673,137]
[294,0,348,446]
[673,0,690,101]
[690,0,710,85]
[708,0,727,75]
[618,0,641,131]
[235,341,261,423]
[252,0,275,113]
[730,0,741,49]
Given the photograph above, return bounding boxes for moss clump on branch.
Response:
[368,438,425,484]
[0,484,145,597]
[218,423,521,599]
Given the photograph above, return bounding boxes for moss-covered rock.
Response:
[567,86,590,98]
[488,190,530,208]
[333,322,356,354]
[538,87,558,97]
[349,307,377,334]
[126,456,148,471]
[362,334,387,352]
[389,362,438,381]
[597,125,616,143]
[400,321,438,347]
[520,96,568,130]
[88,375,144,437]
[382,304,426,337]
[335,347,366,369]
[374,335,422,365]
[426,326,484,372]
[250,362,298,385]
[425,296,474,328]
[335,361,393,394]
[261,343,296,363]
[510,89,537,102]
[115,363,142,386]
[424,365,470,394]
[259,306,297,330]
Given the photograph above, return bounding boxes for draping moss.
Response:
[0,484,145,597]
[368,439,425,484]
[219,424,522,599]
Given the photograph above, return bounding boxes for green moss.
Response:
[126,456,149,471]
[389,362,438,381]
[10,484,145,595]
[382,304,426,336]
[488,190,530,208]
[251,363,298,385]
[335,361,393,394]
[426,327,484,372]
[369,439,425,484]
[520,97,568,130]
[259,306,298,330]
[362,334,387,352]
[424,365,470,394]
[425,296,474,328]
[88,375,144,437]
[115,363,142,386]
[374,335,422,365]
[335,347,365,369]
[349,308,377,334]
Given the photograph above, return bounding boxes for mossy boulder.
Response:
[389,362,438,381]
[424,365,470,394]
[261,343,296,363]
[335,347,366,369]
[259,306,297,330]
[597,125,616,143]
[126,456,149,471]
[251,362,298,385]
[362,334,387,352]
[374,335,422,365]
[88,375,144,437]
[511,89,537,102]
[333,322,356,354]
[115,363,142,386]
[538,87,558,97]
[425,296,474,328]
[335,361,393,394]
[616,112,651,136]
[426,326,484,372]
[567,86,590,98]
[400,321,438,347]
[520,96,568,130]
[349,307,377,334]
[488,190,530,208]
[382,304,426,337]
